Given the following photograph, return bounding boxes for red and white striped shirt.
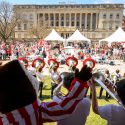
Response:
[0,78,88,125]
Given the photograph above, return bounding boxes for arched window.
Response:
[110,14,113,19]
[103,14,106,19]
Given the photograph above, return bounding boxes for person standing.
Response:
[48,59,60,99]
[89,78,125,125]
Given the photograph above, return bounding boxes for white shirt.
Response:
[56,97,91,125]
[98,104,125,125]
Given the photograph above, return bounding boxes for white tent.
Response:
[67,29,91,42]
[99,27,125,44]
[44,29,65,41]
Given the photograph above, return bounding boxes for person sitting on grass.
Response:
[89,78,125,125]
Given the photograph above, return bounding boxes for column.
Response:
[96,13,98,29]
[69,13,71,27]
[80,13,82,29]
[75,13,77,27]
[64,13,66,27]
[48,13,50,27]
[59,13,60,27]
[37,13,39,26]
[53,13,55,27]
[90,13,93,29]
[85,13,87,29]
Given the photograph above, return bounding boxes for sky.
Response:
[1,0,125,5]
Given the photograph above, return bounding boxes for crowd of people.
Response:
[0,40,125,64]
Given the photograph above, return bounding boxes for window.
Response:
[61,22,64,26]
[71,22,74,26]
[110,14,113,19]
[18,24,21,30]
[103,14,106,19]
[116,14,119,19]
[77,22,79,26]
[56,22,59,26]
[61,17,64,20]
[116,25,118,29]
[24,24,27,30]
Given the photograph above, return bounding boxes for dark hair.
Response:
[116,79,125,105]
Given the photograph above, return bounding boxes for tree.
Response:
[0,1,19,43]
[28,17,51,40]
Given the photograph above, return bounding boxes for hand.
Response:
[53,88,60,96]
[75,65,92,82]
[88,77,96,90]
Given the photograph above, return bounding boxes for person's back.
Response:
[57,98,90,125]
[98,104,125,125]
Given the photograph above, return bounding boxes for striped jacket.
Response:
[0,78,88,125]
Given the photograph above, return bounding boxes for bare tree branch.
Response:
[28,17,51,40]
[0,1,19,43]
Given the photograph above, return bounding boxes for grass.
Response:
[41,76,117,125]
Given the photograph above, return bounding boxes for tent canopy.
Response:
[44,29,65,41]
[66,29,91,42]
[99,27,125,44]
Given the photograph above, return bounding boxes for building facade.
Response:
[122,16,125,31]
[14,4,124,43]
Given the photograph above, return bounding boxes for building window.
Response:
[77,22,79,26]
[56,22,59,26]
[24,24,27,30]
[110,14,113,19]
[61,17,64,20]
[103,14,106,19]
[116,26,118,29]
[61,22,64,26]
[71,22,74,26]
[18,24,21,30]
[116,14,119,19]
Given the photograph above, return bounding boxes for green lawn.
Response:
[41,76,117,125]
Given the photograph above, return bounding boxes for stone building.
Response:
[122,16,125,31]
[13,4,124,43]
